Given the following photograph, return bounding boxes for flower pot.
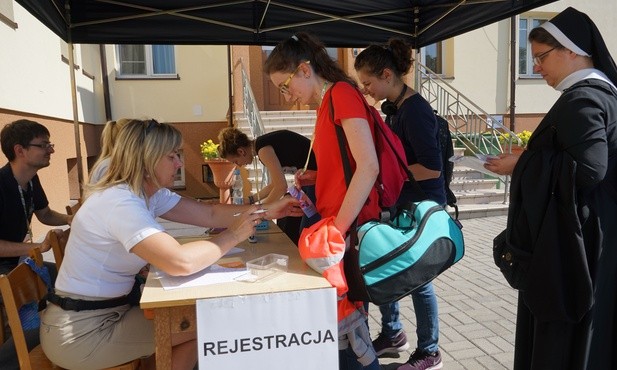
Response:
[509,145,525,155]
[204,159,236,203]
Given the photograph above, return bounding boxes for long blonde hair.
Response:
[89,118,132,180]
[86,119,182,197]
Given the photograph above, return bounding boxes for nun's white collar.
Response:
[556,68,616,92]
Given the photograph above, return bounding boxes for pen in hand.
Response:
[233,209,267,217]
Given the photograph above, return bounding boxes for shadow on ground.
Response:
[378,353,406,370]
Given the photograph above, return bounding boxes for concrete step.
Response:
[454,189,507,205]
[452,167,486,180]
[450,178,499,191]
[448,201,509,220]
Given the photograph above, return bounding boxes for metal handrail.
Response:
[416,61,518,203]
[238,59,269,191]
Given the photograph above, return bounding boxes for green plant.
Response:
[200,139,220,160]
[499,130,532,148]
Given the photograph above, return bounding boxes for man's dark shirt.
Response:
[0,163,48,272]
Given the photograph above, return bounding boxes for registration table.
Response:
[140,224,336,369]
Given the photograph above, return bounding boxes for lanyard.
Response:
[17,180,34,242]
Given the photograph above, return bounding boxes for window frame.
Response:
[116,44,178,79]
[420,42,444,76]
[518,15,548,78]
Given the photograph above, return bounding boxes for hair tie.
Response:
[291,35,299,41]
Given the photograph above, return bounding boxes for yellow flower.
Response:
[499,130,532,148]
[200,139,220,159]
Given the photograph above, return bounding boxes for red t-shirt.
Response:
[313,82,381,225]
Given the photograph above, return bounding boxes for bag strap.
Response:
[328,82,426,196]
[333,117,359,246]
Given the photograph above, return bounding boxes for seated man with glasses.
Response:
[0,119,70,370]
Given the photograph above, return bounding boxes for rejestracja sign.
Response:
[197,288,337,369]
[203,329,336,355]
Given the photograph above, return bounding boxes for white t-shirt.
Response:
[88,157,110,184]
[55,184,181,298]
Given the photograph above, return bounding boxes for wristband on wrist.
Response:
[248,195,255,204]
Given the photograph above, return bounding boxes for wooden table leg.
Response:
[154,308,173,370]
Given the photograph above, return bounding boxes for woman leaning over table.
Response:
[218,127,317,245]
[485,7,617,369]
[265,33,381,370]
[39,119,301,370]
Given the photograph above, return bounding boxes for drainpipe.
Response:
[227,45,234,127]
[99,45,112,121]
[509,15,516,132]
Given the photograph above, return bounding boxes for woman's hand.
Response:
[263,196,302,220]
[484,153,520,176]
[225,206,263,243]
[39,228,66,253]
[294,169,317,188]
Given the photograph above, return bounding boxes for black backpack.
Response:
[434,111,458,219]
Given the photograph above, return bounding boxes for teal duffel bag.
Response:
[356,200,465,305]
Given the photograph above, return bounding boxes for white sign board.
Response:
[196,288,337,370]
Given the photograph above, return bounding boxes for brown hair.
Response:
[264,32,356,87]
[217,127,252,158]
[529,27,564,49]
[1,119,50,161]
[354,38,414,79]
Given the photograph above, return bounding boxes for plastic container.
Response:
[244,253,289,281]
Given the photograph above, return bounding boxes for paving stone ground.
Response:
[369,215,514,370]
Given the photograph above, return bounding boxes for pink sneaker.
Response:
[397,349,443,370]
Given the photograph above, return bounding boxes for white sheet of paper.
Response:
[450,155,504,179]
[156,263,248,290]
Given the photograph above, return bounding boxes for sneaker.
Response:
[372,331,410,356]
[397,349,443,370]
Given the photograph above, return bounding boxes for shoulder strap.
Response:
[330,91,358,245]
[328,81,425,196]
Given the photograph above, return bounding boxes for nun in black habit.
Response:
[485,7,617,370]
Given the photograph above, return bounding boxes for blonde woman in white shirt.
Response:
[40,119,300,370]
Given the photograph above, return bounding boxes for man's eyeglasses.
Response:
[279,61,310,95]
[25,142,55,150]
[533,47,556,66]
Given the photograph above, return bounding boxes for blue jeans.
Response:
[379,281,439,353]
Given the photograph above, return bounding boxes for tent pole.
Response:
[227,45,233,127]
[509,16,516,132]
[68,42,85,198]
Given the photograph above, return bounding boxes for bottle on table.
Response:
[232,169,243,205]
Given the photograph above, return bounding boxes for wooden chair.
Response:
[65,199,82,216]
[0,247,141,370]
[48,229,70,269]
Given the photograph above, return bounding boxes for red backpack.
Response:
[329,82,410,209]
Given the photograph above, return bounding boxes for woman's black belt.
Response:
[46,292,129,311]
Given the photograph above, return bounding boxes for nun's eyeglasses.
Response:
[533,47,556,66]
[279,61,310,95]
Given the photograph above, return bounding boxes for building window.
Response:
[117,45,177,77]
[519,16,547,76]
[173,150,185,189]
[421,42,443,75]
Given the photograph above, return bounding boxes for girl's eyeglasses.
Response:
[279,61,310,95]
